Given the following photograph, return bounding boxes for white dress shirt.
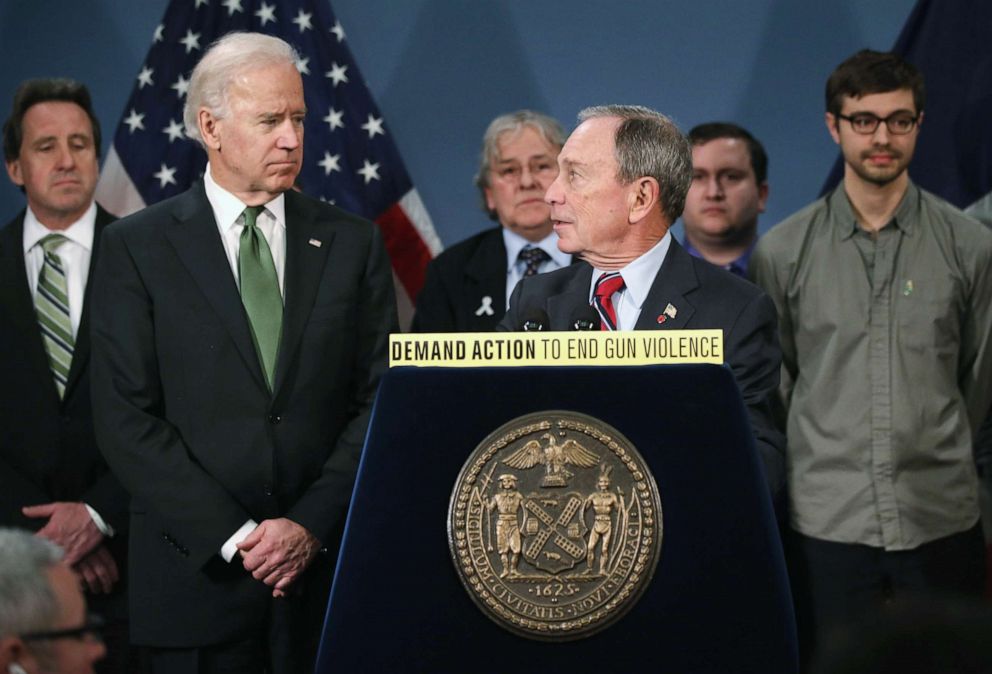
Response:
[23,202,96,338]
[588,233,672,330]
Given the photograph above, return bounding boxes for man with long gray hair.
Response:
[0,528,106,674]
[89,32,396,673]
[412,109,571,331]
[498,105,785,496]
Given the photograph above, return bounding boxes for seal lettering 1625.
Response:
[447,411,663,640]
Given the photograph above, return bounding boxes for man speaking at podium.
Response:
[498,105,784,495]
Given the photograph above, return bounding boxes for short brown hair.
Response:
[825,50,925,117]
[3,78,101,162]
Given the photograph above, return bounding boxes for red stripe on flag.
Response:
[376,203,433,300]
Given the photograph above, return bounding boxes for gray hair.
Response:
[184,32,300,146]
[0,529,63,641]
[474,110,565,218]
[577,104,692,224]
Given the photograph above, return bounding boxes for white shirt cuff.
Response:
[84,504,114,537]
[220,520,258,562]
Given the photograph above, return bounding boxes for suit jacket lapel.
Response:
[273,192,332,395]
[464,229,507,322]
[635,239,698,330]
[0,214,58,402]
[164,184,269,392]
[548,263,594,329]
[63,206,115,400]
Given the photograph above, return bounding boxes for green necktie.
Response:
[35,233,74,399]
[239,206,282,390]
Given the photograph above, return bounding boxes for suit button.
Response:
[264,484,273,496]
[268,414,282,424]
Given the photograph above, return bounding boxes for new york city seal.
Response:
[448,411,663,640]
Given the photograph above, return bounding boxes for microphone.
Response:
[570,305,601,331]
[519,308,550,332]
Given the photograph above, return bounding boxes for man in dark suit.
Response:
[412,110,571,332]
[498,105,785,495]
[0,78,133,673]
[89,33,397,674]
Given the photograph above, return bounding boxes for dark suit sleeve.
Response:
[284,224,397,543]
[410,259,455,333]
[90,224,253,569]
[79,472,130,534]
[725,291,786,498]
[495,279,524,332]
[0,456,50,528]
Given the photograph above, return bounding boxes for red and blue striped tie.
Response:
[593,272,625,331]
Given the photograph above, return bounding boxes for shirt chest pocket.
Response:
[894,272,962,353]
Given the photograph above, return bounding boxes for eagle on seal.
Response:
[503,432,599,487]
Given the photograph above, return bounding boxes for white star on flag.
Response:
[153,163,178,187]
[162,119,185,143]
[295,57,310,75]
[171,74,190,98]
[330,20,345,42]
[194,0,208,7]
[124,109,145,133]
[179,29,200,53]
[137,67,154,89]
[153,25,164,42]
[361,114,384,139]
[254,2,276,25]
[357,159,380,184]
[318,152,341,175]
[325,62,348,86]
[221,0,243,15]
[323,108,344,131]
[292,9,313,32]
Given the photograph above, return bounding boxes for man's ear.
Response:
[825,112,841,145]
[198,109,222,151]
[628,177,659,224]
[5,158,24,188]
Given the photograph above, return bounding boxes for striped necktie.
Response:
[239,206,283,391]
[35,234,74,398]
[592,272,625,331]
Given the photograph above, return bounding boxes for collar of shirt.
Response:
[589,232,672,329]
[683,237,754,276]
[22,201,96,255]
[204,163,286,235]
[501,227,570,273]
[832,181,920,240]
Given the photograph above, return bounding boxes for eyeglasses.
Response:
[837,112,919,135]
[20,614,105,642]
[491,160,558,183]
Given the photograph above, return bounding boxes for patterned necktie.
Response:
[239,206,283,390]
[593,272,625,331]
[518,246,551,277]
[35,234,74,398]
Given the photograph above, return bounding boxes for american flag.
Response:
[95,0,441,321]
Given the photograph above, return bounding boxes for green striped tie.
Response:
[35,234,74,398]
[239,206,283,390]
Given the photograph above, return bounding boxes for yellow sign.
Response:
[389,330,723,367]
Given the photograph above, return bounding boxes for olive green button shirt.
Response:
[751,183,992,550]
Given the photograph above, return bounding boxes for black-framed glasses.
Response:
[837,112,919,135]
[20,614,105,642]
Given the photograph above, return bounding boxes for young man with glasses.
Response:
[0,528,106,674]
[751,50,992,662]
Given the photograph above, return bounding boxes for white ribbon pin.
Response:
[475,295,495,316]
